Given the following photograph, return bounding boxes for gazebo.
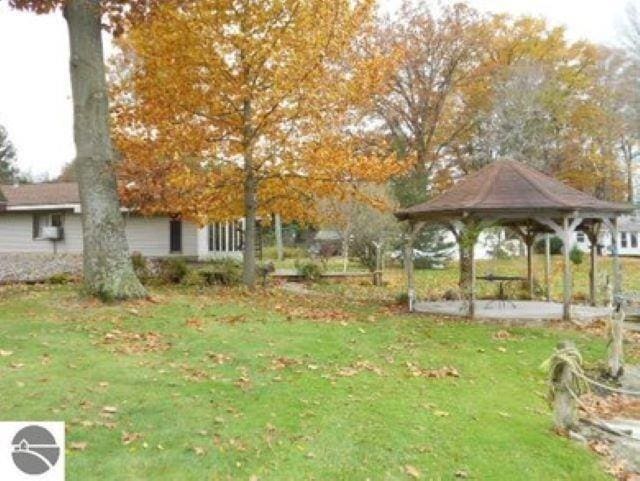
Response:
[395,160,634,321]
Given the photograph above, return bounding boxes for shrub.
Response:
[295,260,324,281]
[200,258,242,285]
[131,252,152,284]
[569,245,584,265]
[262,246,307,260]
[158,258,189,284]
[182,269,206,287]
[47,273,73,285]
[394,292,409,304]
[534,236,563,255]
[414,256,448,270]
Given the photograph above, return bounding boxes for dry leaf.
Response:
[404,464,421,479]
[121,431,142,445]
[0,349,13,357]
[70,441,88,451]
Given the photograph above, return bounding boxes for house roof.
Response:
[395,160,634,222]
[0,182,80,208]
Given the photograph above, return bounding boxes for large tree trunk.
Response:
[65,0,146,300]
[242,99,257,287]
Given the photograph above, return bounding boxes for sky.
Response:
[0,0,634,179]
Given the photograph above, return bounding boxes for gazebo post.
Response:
[536,216,582,321]
[602,217,622,300]
[460,221,480,319]
[512,226,536,299]
[610,217,621,298]
[470,238,477,318]
[562,217,572,321]
[585,224,600,307]
[405,221,426,312]
[544,233,551,302]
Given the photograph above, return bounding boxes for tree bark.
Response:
[242,98,257,287]
[65,0,146,300]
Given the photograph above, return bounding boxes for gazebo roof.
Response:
[395,160,633,222]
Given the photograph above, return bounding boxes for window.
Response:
[576,232,586,243]
[169,219,182,252]
[32,213,64,239]
[220,222,226,251]
[620,232,628,249]
[632,233,638,249]
[208,221,244,252]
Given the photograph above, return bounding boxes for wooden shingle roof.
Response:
[395,160,633,221]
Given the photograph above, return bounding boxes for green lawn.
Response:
[0,280,617,480]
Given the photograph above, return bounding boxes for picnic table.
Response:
[475,273,527,308]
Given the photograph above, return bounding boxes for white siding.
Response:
[0,212,83,254]
[0,212,200,258]
[123,215,199,257]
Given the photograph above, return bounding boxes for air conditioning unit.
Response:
[41,226,63,240]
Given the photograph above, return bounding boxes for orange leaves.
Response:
[111,0,403,225]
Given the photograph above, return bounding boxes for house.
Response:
[0,182,245,260]
[574,213,640,256]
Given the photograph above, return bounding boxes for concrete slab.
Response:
[413,300,611,322]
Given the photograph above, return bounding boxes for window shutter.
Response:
[169,219,182,253]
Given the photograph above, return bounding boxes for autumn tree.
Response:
[7,0,164,299]
[370,2,492,205]
[0,124,19,184]
[112,0,401,287]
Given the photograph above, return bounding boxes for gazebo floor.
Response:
[413,300,611,323]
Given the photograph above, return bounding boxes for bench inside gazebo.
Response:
[395,160,634,322]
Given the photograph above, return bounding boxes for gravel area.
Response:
[0,253,83,283]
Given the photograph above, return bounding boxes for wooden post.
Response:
[469,239,476,318]
[551,341,580,430]
[609,307,625,378]
[526,236,534,299]
[611,217,621,298]
[587,229,598,307]
[545,233,551,302]
[373,242,383,286]
[404,236,415,311]
[562,217,572,322]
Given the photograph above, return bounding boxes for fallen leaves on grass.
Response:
[215,314,248,325]
[337,360,384,377]
[206,352,233,365]
[282,307,355,323]
[406,362,459,379]
[102,329,170,354]
[270,357,302,370]
[404,464,421,479]
[69,441,88,451]
[186,317,205,331]
[0,349,13,357]
[101,406,118,416]
[492,330,513,340]
[122,431,143,445]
